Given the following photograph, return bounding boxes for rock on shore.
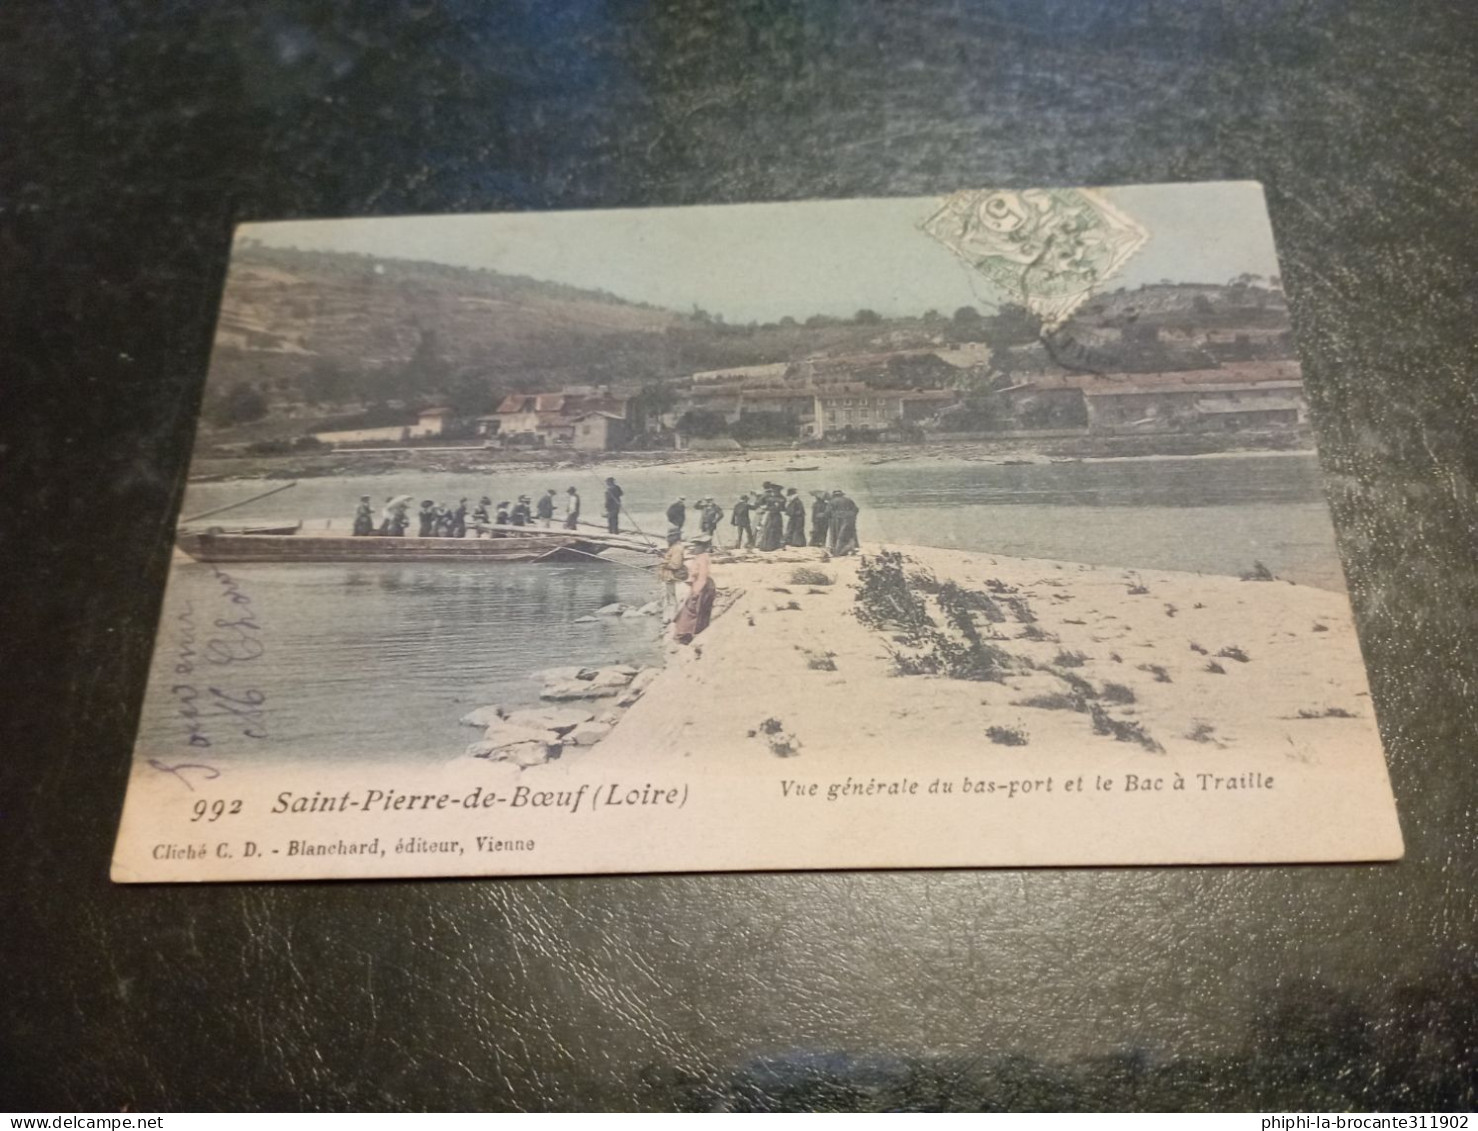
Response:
[458,663,658,766]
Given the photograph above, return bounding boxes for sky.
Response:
[239,182,1284,324]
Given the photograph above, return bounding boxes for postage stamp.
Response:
[111,183,1402,882]
[919,188,1149,326]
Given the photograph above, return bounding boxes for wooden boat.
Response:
[179,521,302,537]
[783,465,820,472]
[175,527,637,565]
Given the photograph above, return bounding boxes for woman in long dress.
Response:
[756,494,784,551]
[390,502,411,537]
[830,490,859,555]
[784,488,806,546]
[808,491,830,547]
[673,537,715,645]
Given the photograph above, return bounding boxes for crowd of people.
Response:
[349,476,859,552]
[351,486,588,538]
[352,477,636,539]
[655,480,861,647]
[347,476,860,649]
[660,481,860,556]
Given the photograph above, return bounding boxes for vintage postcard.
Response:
[112,182,1403,882]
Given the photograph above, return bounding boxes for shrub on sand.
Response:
[1090,703,1163,752]
[790,567,834,587]
[1013,692,1082,712]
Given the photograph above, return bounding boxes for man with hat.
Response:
[700,496,724,542]
[666,495,687,538]
[511,495,532,526]
[352,495,376,536]
[471,496,491,535]
[535,487,557,528]
[731,492,754,549]
[564,486,581,530]
[604,476,623,534]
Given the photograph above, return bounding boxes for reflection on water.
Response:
[150,454,1350,763]
[138,560,661,764]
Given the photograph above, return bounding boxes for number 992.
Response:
[190,799,243,822]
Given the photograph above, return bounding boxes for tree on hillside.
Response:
[676,409,730,439]
[298,358,351,405]
[360,363,410,407]
[730,411,799,441]
[207,382,269,427]
[854,308,882,324]
[631,383,678,431]
[940,391,1010,433]
[988,303,1043,347]
[875,352,957,390]
[404,327,451,394]
[948,303,996,343]
[445,371,499,418]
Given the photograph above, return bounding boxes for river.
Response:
[139,452,1347,763]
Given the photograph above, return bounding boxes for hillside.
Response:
[206,244,686,403]
[199,242,1297,446]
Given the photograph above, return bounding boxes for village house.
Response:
[1082,379,1307,435]
[671,385,817,429]
[476,388,631,450]
[798,344,990,388]
[997,361,1305,436]
[312,405,453,446]
[670,346,985,437]
[810,386,958,438]
[568,411,630,452]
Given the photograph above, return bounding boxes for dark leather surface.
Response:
[2,0,1474,1112]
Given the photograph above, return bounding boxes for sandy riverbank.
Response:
[577,542,1379,773]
